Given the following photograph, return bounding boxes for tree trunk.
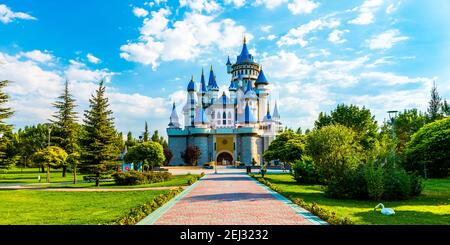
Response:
[41,164,45,173]
[73,165,77,184]
[96,172,100,187]
[62,166,67,177]
[46,165,50,183]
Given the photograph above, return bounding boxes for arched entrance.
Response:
[216,152,233,165]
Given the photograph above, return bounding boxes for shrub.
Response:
[364,163,384,200]
[116,188,182,225]
[382,169,411,200]
[307,125,363,182]
[404,117,450,178]
[410,173,424,197]
[292,156,321,184]
[112,171,172,185]
[325,166,367,199]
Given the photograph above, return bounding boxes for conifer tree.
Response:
[50,80,78,177]
[80,81,119,186]
[427,81,443,121]
[0,80,14,169]
[143,121,149,142]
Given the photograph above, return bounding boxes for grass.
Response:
[254,174,450,225]
[0,168,87,184]
[0,189,169,224]
[37,174,199,189]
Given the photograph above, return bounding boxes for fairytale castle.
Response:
[167,38,282,166]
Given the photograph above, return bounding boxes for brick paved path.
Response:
[142,173,324,225]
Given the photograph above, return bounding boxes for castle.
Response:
[167,38,282,166]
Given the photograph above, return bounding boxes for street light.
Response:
[387,110,398,168]
[47,126,52,183]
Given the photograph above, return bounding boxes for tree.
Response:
[314,104,378,151]
[427,81,443,121]
[33,146,68,183]
[163,147,173,166]
[307,125,363,182]
[125,131,137,148]
[50,80,79,177]
[181,146,201,166]
[0,80,14,169]
[16,124,52,171]
[442,100,450,117]
[124,141,165,171]
[80,81,120,186]
[405,117,450,178]
[263,131,306,165]
[387,109,428,154]
[143,121,149,142]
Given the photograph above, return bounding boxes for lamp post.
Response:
[387,111,398,168]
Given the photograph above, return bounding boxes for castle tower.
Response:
[230,37,260,84]
[207,66,219,104]
[183,76,197,127]
[255,67,269,122]
[168,102,181,129]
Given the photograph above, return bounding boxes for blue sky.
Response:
[1,0,449,138]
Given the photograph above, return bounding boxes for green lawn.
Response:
[0,168,87,184]
[256,174,450,225]
[38,174,198,189]
[0,189,169,224]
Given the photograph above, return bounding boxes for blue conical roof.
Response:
[236,37,254,64]
[229,80,237,91]
[256,68,269,85]
[200,68,208,93]
[245,80,253,94]
[264,102,272,121]
[226,56,231,65]
[187,76,196,92]
[208,66,219,91]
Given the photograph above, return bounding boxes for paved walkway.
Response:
[139,172,326,225]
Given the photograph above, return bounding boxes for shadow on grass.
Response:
[352,210,450,225]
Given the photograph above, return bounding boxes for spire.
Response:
[200,68,207,93]
[245,80,253,94]
[187,75,196,92]
[236,36,253,64]
[169,102,181,128]
[226,56,231,65]
[265,101,272,120]
[273,100,280,119]
[255,67,269,85]
[229,80,237,91]
[208,66,219,91]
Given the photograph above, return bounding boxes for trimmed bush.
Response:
[382,168,411,200]
[404,117,450,178]
[116,188,182,225]
[292,156,321,184]
[112,171,172,186]
[325,166,367,199]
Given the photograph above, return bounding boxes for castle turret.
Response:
[183,75,198,127]
[168,102,181,128]
[226,56,232,74]
[256,67,269,122]
[208,66,219,104]
[198,68,208,107]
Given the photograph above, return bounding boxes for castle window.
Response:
[211,112,215,119]
[223,112,226,119]
[217,120,221,125]
[228,120,232,125]
[228,112,232,119]
[217,112,221,119]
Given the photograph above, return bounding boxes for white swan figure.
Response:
[374,203,395,215]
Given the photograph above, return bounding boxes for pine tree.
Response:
[50,80,79,177]
[143,121,149,142]
[80,81,119,186]
[0,80,14,169]
[442,100,450,117]
[427,81,443,121]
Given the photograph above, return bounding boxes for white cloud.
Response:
[287,0,319,15]
[260,25,272,33]
[224,0,246,8]
[133,7,149,18]
[0,4,36,24]
[179,0,221,13]
[86,53,101,64]
[277,18,340,47]
[386,1,401,14]
[266,34,277,41]
[368,29,409,49]
[65,60,115,83]
[260,50,312,79]
[121,10,250,69]
[19,50,53,63]
[349,0,384,25]
[360,72,433,86]
[328,29,349,44]
[254,0,288,9]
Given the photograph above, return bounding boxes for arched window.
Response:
[211,112,215,119]
[223,112,227,125]
[228,112,232,119]
[217,112,221,119]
